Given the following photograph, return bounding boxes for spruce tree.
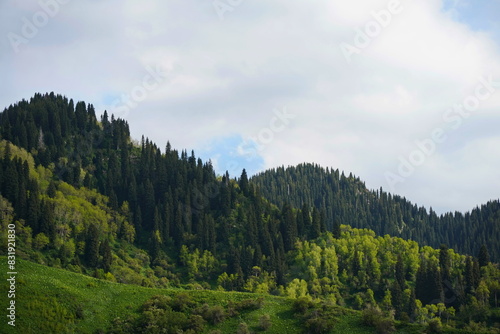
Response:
[465,256,474,294]
[478,245,490,268]
[239,169,249,196]
[439,244,451,283]
[395,254,406,290]
[85,224,100,268]
[101,240,112,273]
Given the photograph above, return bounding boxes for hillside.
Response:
[0,257,379,334]
[0,93,499,333]
[251,164,500,262]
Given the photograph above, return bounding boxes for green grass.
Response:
[0,257,419,334]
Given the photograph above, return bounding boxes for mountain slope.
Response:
[0,257,380,334]
[251,163,500,262]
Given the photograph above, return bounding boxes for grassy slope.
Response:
[0,257,376,334]
[1,257,478,334]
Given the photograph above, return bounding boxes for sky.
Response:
[1,0,500,214]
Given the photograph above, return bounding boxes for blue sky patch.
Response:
[196,134,265,178]
[442,0,500,41]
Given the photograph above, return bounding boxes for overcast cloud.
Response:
[1,0,500,214]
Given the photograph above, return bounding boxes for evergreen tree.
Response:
[281,203,297,252]
[465,256,474,294]
[47,179,57,198]
[26,180,40,232]
[472,258,480,290]
[395,254,406,290]
[391,281,403,319]
[416,262,427,303]
[85,224,100,267]
[239,169,249,196]
[100,239,112,272]
[478,245,490,268]
[352,249,361,277]
[408,288,417,320]
[310,207,321,239]
[39,199,55,241]
[439,244,451,283]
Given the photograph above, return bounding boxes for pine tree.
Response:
[39,199,55,241]
[391,281,403,319]
[228,245,242,276]
[281,203,297,252]
[100,239,112,272]
[239,169,249,196]
[472,258,480,289]
[352,249,361,277]
[301,204,311,237]
[395,254,406,290]
[416,262,427,303]
[465,256,474,294]
[310,207,321,239]
[174,203,185,249]
[85,224,100,268]
[47,179,57,198]
[428,264,443,304]
[332,216,341,239]
[478,245,490,268]
[26,180,40,232]
[439,244,451,283]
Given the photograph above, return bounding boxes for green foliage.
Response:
[426,318,443,333]
[252,164,500,263]
[361,305,395,334]
[258,314,272,331]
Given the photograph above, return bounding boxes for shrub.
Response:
[305,316,335,334]
[141,295,172,312]
[236,322,251,334]
[171,292,195,312]
[258,314,272,331]
[187,314,206,332]
[362,305,395,334]
[426,318,442,333]
[232,297,265,312]
[293,296,315,314]
[195,303,227,325]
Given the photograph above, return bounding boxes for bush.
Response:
[232,297,265,312]
[195,304,227,325]
[362,305,395,334]
[187,314,206,332]
[258,314,272,331]
[426,318,442,333]
[305,316,335,334]
[171,292,195,312]
[293,296,315,314]
[236,322,251,334]
[108,317,135,334]
[141,295,172,312]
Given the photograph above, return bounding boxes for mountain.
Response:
[0,93,499,333]
[251,164,500,262]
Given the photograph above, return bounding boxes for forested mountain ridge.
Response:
[251,164,500,262]
[1,93,499,333]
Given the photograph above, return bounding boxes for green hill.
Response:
[251,164,500,262]
[0,257,378,334]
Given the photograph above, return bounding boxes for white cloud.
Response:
[1,0,500,213]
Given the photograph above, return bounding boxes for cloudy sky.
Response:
[1,0,500,214]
